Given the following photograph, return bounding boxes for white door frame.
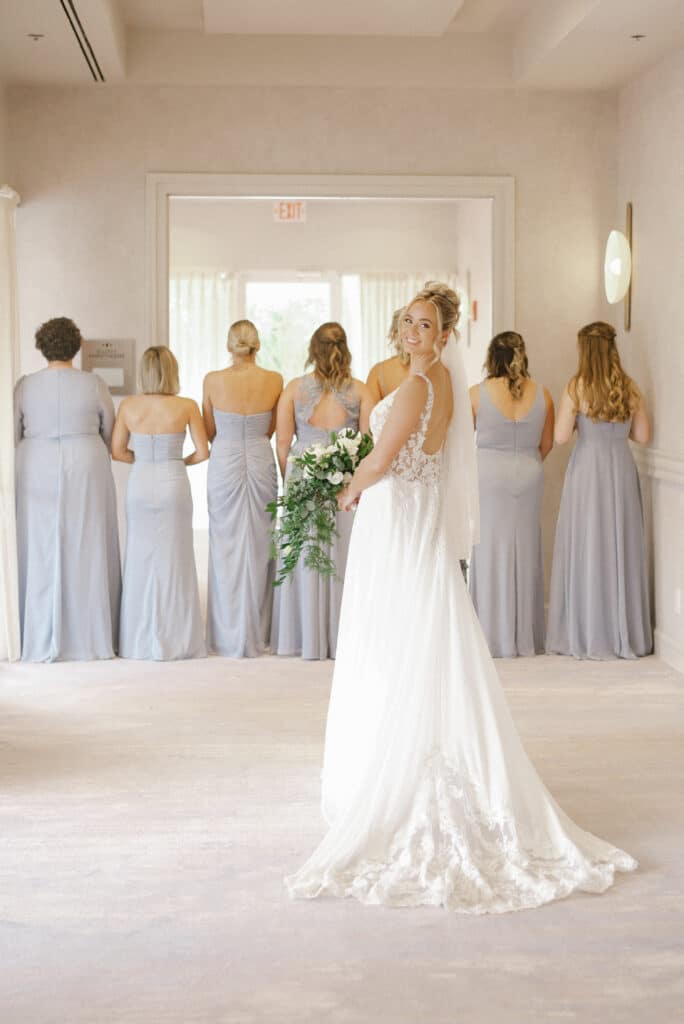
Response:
[146,173,515,349]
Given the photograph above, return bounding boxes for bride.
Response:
[286,282,636,913]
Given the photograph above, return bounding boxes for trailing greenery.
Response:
[268,428,374,585]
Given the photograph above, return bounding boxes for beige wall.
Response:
[0,81,7,184]
[171,196,476,274]
[617,47,684,670]
[8,82,617,589]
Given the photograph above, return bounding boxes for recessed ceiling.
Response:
[202,0,465,37]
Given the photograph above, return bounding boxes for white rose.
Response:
[327,471,344,486]
[343,472,353,484]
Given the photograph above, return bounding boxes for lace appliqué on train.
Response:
[291,752,636,914]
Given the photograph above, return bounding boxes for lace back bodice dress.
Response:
[286,373,636,913]
[206,411,277,658]
[119,432,205,661]
[271,375,360,660]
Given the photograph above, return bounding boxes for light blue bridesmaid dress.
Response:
[547,414,652,659]
[119,432,205,660]
[206,410,277,657]
[14,368,121,662]
[271,376,360,660]
[469,382,546,657]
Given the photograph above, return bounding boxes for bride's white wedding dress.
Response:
[286,370,637,913]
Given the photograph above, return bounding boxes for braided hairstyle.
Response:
[484,331,530,400]
[570,321,639,422]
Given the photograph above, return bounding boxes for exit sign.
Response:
[273,200,307,223]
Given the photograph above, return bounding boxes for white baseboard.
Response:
[655,627,684,675]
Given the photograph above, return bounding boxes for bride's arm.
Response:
[338,377,428,510]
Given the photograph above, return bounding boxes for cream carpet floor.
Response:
[0,653,682,1024]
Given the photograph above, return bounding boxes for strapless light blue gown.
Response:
[119,432,205,660]
[206,410,277,657]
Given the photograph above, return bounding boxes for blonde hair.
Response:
[227,319,260,357]
[405,281,461,362]
[306,322,352,391]
[140,346,180,395]
[570,321,639,423]
[485,331,530,400]
[388,307,409,366]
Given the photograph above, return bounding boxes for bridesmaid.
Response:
[547,322,652,659]
[366,308,409,403]
[112,346,208,660]
[14,317,121,661]
[202,320,283,657]
[468,332,554,657]
[271,322,374,660]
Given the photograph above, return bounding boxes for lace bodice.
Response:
[370,373,442,486]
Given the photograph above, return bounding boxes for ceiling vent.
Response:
[59,0,105,82]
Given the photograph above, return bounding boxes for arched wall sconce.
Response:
[604,202,633,331]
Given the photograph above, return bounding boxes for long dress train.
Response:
[286,375,636,913]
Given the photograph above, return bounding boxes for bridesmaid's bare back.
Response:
[205,364,283,416]
[120,394,197,434]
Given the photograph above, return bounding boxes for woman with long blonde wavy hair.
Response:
[547,321,652,658]
[271,322,374,659]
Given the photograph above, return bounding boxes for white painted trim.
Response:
[146,173,515,350]
[655,628,684,676]
[632,445,684,488]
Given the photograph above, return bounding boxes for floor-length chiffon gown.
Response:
[547,414,652,659]
[14,368,121,662]
[271,376,360,660]
[286,374,636,913]
[469,383,546,656]
[119,432,205,661]
[206,411,277,657]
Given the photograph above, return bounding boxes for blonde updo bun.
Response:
[227,319,260,357]
[407,281,461,340]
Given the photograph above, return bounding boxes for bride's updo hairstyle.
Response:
[227,319,260,357]
[485,331,530,400]
[570,321,639,423]
[306,322,352,391]
[406,281,461,362]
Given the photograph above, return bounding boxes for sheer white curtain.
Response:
[347,271,461,379]
[0,186,21,661]
[169,269,238,531]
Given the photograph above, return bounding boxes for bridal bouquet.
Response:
[268,428,374,585]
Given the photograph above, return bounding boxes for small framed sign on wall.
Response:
[82,339,136,395]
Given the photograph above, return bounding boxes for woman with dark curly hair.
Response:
[13,317,121,661]
[468,331,554,657]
